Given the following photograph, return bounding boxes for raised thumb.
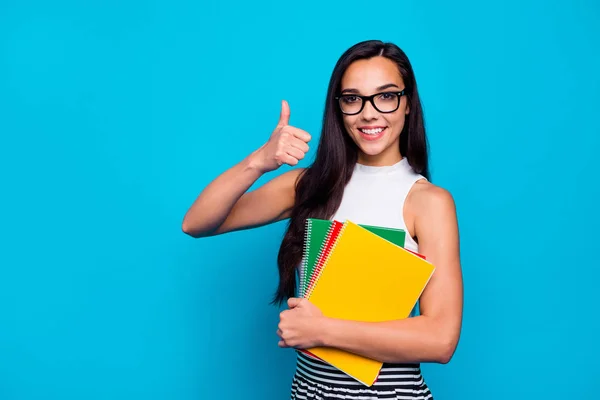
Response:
[278,100,290,127]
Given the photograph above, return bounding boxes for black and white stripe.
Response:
[290,351,433,399]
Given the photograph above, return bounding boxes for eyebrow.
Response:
[341,83,400,94]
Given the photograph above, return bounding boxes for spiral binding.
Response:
[303,219,327,297]
[306,220,347,299]
[304,221,339,298]
[306,220,343,298]
[302,221,326,296]
[304,220,333,296]
[299,219,312,297]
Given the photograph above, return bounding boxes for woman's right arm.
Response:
[181,100,311,238]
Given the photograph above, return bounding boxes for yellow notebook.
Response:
[306,220,436,386]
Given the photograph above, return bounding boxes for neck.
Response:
[357,149,402,167]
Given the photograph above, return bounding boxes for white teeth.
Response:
[360,128,384,135]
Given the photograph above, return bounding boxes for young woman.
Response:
[182,40,463,399]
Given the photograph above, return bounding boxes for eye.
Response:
[377,92,397,101]
[341,95,360,104]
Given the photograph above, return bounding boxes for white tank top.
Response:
[331,157,426,253]
[295,157,427,309]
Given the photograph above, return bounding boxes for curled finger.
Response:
[287,126,312,142]
[289,137,310,154]
[278,153,299,166]
[285,146,305,162]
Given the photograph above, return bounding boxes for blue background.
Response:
[1,0,599,398]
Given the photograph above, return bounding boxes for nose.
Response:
[361,99,378,121]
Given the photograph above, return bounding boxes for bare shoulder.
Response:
[250,167,307,220]
[274,167,307,194]
[250,168,306,220]
[262,166,306,189]
[407,180,457,219]
[287,167,308,185]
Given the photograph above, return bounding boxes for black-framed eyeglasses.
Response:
[335,90,407,115]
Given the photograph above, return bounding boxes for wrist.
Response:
[245,147,267,174]
[317,316,336,347]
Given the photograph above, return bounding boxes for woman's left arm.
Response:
[278,185,463,364]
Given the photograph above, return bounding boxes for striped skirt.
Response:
[290,351,433,399]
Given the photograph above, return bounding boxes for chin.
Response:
[356,142,388,157]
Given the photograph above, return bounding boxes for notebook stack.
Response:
[298,218,435,386]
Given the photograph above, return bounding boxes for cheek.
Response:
[390,113,406,130]
[382,115,406,138]
[342,117,357,133]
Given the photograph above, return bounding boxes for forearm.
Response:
[182,152,264,237]
[319,315,457,364]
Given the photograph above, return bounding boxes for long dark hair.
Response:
[272,40,430,306]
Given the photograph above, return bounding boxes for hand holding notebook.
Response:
[299,219,435,386]
[277,297,326,349]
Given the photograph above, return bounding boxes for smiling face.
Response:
[339,56,409,166]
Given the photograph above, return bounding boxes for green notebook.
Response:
[300,218,407,297]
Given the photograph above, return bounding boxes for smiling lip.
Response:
[358,126,387,141]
